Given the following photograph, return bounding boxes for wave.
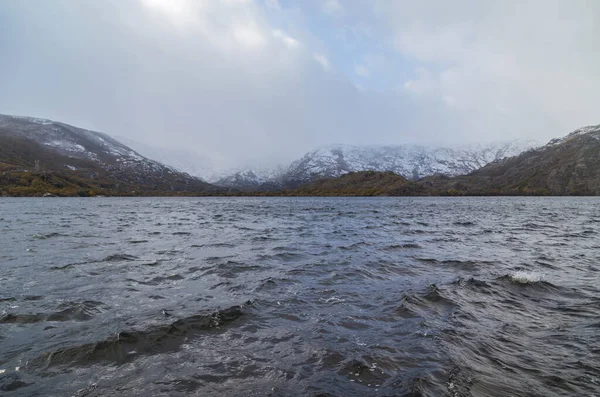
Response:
[199,261,266,279]
[453,221,475,227]
[415,258,481,268]
[0,373,30,392]
[503,271,543,284]
[102,254,138,262]
[127,274,185,286]
[452,277,492,291]
[27,303,250,369]
[0,301,107,324]
[31,232,64,240]
[384,243,422,250]
[397,284,457,318]
[192,242,236,249]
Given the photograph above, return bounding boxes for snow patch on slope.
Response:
[281,141,541,185]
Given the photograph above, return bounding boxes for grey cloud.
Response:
[0,1,596,170]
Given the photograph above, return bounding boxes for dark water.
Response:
[0,197,599,396]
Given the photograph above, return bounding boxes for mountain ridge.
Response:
[0,114,222,196]
[120,135,540,189]
[2,113,598,196]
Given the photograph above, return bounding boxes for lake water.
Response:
[0,197,599,396]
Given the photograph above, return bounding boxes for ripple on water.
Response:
[0,197,599,396]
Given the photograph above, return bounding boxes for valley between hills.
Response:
[1,114,599,197]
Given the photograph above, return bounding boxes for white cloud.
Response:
[1,0,598,172]
[138,0,269,51]
[376,0,600,135]
[313,53,331,71]
[322,0,344,17]
[272,29,300,49]
[355,65,370,77]
[232,23,267,49]
[442,95,457,107]
[138,0,200,28]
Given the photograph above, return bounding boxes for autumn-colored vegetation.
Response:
[288,171,427,196]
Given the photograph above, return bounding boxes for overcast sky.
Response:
[1,0,599,169]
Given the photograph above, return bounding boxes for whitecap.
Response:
[509,271,543,284]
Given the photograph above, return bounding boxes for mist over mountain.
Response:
[0,115,220,196]
[125,139,540,190]
[0,113,598,197]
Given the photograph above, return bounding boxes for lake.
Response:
[0,197,599,396]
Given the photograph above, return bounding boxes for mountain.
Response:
[116,134,538,191]
[212,167,286,190]
[213,141,540,190]
[423,125,600,195]
[0,115,221,196]
[291,124,600,196]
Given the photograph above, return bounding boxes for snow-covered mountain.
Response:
[212,166,286,189]
[0,115,148,165]
[0,114,218,193]
[282,141,540,184]
[120,137,540,190]
[0,113,544,195]
[212,141,541,189]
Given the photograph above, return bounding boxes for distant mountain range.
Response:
[1,113,598,196]
[0,115,220,196]
[271,141,540,189]
[123,138,540,190]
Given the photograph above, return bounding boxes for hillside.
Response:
[421,125,600,196]
[286,124,600,197]
[0,115,222,196]
[290,171,425,196]
[2,114,598,197]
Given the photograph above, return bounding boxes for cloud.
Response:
[322,0,344,17]
[376,0,600,137]
[0,0,598,172]
[272,29,300,49]
[313,53,331,71]
[264,0,280,11]
[354,65,370,77]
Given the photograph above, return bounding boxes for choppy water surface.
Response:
[0,197,599,396]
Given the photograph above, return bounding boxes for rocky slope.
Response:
[0,115,221,196]
[424,125,600,195]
